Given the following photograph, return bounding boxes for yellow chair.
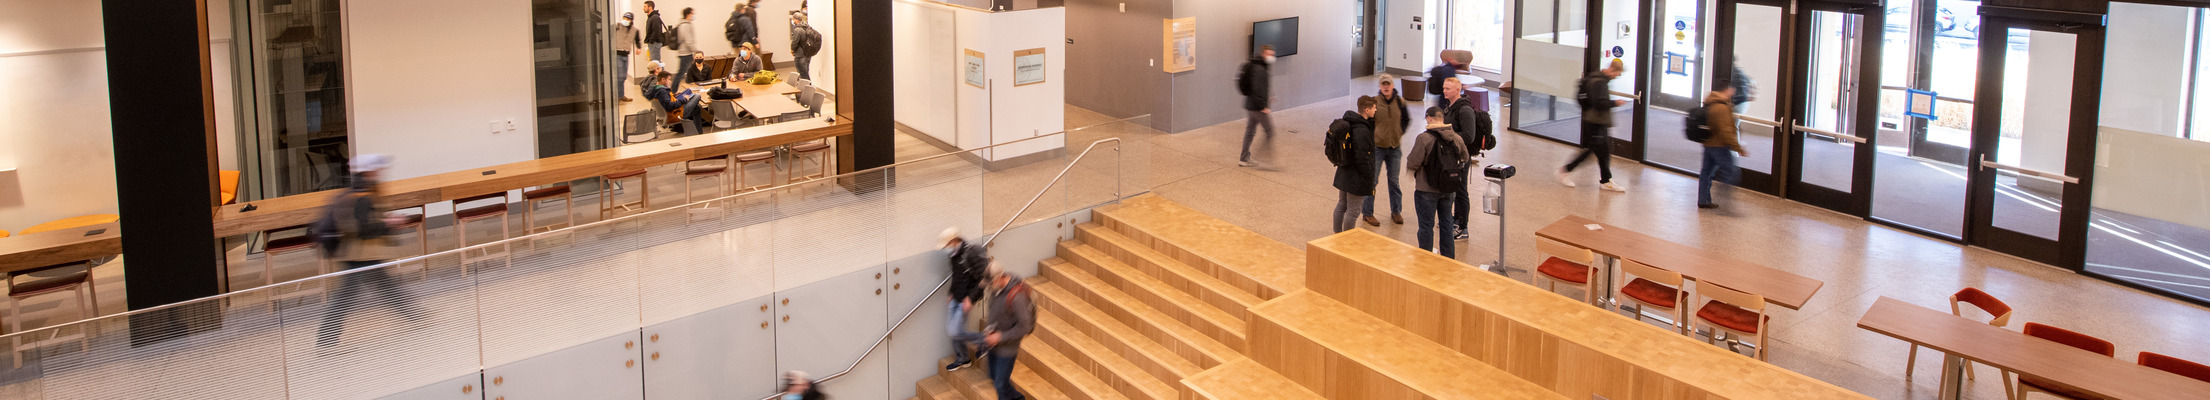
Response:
[21,215,121,235]
[219,170,241,205]
[0,230,10,239]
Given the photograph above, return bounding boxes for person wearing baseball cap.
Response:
[938,227,990,372]
[616,12,642,102]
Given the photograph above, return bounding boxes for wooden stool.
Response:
[262,225,329,287]
[521,184,576,233]
[7,261,96,368]
[789,140,832,183]
[602,169,651,218]
[733,150,779,193]
[387,206,431,279]
[684,157,731,203]
[453,193,511,267]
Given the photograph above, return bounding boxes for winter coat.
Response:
[1373,90,1411,148]
[645,11,667,44]
[1332,111,1378,196]
[984,276,1035,357]
[1406,126,1470,193]
[1241,57,1271,111]
[948,242,990,303]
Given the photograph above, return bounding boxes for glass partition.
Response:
[1512,0,1591,144]
[2089,2,2210,303]
[0,116,1155,400]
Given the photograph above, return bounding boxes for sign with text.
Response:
[1164,18,1197,73]
[1014,48,1048,86]
[964,49,986,88]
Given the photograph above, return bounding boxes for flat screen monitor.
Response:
[1251,17,1299,57]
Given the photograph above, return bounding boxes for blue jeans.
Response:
[794,55,814,81]
[1363,147,1403,217]
[991,352,1025,400]
[616,52,631,98]
[1414,191,1456,258]
[648,44,662,65]
[1699,146,1739,205]
[675,54,695,87]
[947,302,983,364]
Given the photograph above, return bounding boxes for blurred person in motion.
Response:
[780,370,828,400]
[1699,83,1747,209]
[983,262,1034,400]
[789,9,823,81]
[313,155,428,349]
[1561,59,1628,192]
[1236,45,1276,168]
[940,228,991,372]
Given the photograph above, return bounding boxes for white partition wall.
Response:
[894,2,1068,162]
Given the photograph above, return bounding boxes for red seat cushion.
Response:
[2141,352,2210,384]
[1696,300,1764,334]
[734,150,777,162]
[605,169,649,180]
[457,203,509,219]
[1536,257,1592,284]
[266,235,318,252]
[522,185,572,199]
[2019,376,2104,399]
[392,213,427,227]
[1620,278,1680,309]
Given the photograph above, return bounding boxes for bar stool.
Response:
[452,193,511,266]
[7,261,97,368]
[601,169,651,218]
[1691,283,1769,360]
[1615,259,1688,335]
[387,206,432,279]
[732,150,779,193]
[2016,323,2114,400]
[262,225,329,287]
[685,157,731,203]
[1904,288,2011,380]
[521,184,576,233]
[789,140,832,183]
[1533,237,1599,306]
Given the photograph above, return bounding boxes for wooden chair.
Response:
[685,157,732,204]
[1533,237,1599,306]
[520,184,576,234]
[1616,259,1688,335]
[2016,323,2114,399]
[261,225,329,287]
[2139,352,2210,384]
[1907,287,2013,382]
[386,206,432,279]
[601,169,651,219]
[452,192,512,268]
[733,150,780,193]
[7,261,97,368]
[789,140,832,183]
[1692,282,1769,360]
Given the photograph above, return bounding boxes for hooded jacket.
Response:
[947,242,989,304]
[727,11,758,47]
[1332,111,1378,196]
[644,11,666,45]
[1241,56,1271,111]
[1703,91,1743,152]
[985,275,1035,357]
[1406,125,1470,193]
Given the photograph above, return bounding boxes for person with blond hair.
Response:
[1562,58,1628,192]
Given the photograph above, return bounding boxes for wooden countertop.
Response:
[1534,215,1823,309]
[1857,296,2210,400]
[0,222,120,274]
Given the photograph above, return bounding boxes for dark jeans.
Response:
[794,55,814,81]
[1564,123,1614,183]
[316,260,427,347]
[990,352,1025,400]
[1333,191,1368,233]
[1414,191,1456,258]
[674,54,696,87]
[1699,146,1740,205]
[1362,147,1403,217]
[1454,185,1471,230]
[616,52,631,98]
[947,302,984,364]
[1240,110,1275,162]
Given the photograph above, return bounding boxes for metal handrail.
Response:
[795,138,1124,394]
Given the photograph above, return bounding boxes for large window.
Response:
[1447,0,1507,71]
[232,0,351,199]
[2089,2,2210,303]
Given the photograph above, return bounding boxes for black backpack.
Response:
[1422,132,1470,193]
[1684,103,1712,143]
[1236,64,1252,96]
[665,24,684,49]
[1323,118,1353,167]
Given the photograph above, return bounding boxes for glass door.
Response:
[1638,0,1717,173]
[1868,0,1979,238]
[1712,0,1786,194]
[1784,5,1879,214]
[1510,0,1592,144]
[1966,18,2101,266]
[1596,0,1646,159]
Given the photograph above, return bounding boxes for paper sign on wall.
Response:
[964,49,986,88]
[1164,18,1197,73]
[1014,48,1047,86]
[1905,89,1938,120]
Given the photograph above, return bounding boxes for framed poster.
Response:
[964,49,986,88]
[1163,18,1196,73]
[1905,88,1938,120]
[1014,48,1047,86]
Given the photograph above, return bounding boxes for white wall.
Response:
[894,1,960,145]
[973,7,1067,160]
[1384,0,1438,73]
[2099,2,2191,138]
[347,0,540,180]
[0,0,119,231]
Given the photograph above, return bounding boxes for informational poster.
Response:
[1664,52,1690,76]
[1906,89,1938,120]
[1163,18,1197,73]
[1014,48,1047,86]
[964,49,986,88]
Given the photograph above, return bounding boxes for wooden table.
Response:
[733,81,800,98]
[22,214,120,235]
[0,222,120,274]
[733,94,809,118]
[1533,215,1823,309]
[1857,296,2210,400]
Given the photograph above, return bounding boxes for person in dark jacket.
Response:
[1363,77,1413,227]
[983,263,1034,400]
[790,11,823,81]
[1406,107,1470,258]
[313,155,426,349]
[727,4,758,49]
[1561,59,1628,192]
[1333,96,1379,233]
[644,71,702,133]
[1427,54,1462,103]
[1440,78,1491,240]
[1237,45,1276,168]
[643,1,666,64]
[939,228,991,372]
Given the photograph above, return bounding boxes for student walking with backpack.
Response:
[1698,83,1747,209]
[643,2,666,64]
[1362,77,1413,226]
[1236,45,1276,167]
[1560,59,1628,192]
[1439,78,1493,240]
[672,8,700,87]
[1330,96,1380,233]
[1406,107,1471,257]
[790,11,823,81]
[312,155,428,350]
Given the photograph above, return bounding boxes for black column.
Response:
[848,0,895,171]
[104,0,224,312]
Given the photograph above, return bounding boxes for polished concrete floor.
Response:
[1094,76,2210,399]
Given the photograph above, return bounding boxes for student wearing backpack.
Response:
[1331,96,1380,233]
[1439,78,1492,240]
[790,11,823,81]
[1362,77,1413,226]
[1699,83,1747,209]
[313,155,427,349]
[1236,46,1276,167]
[672,8,701,87]
[643,2,666,64]
[1406,107,1471,257]
[727,4,758,50]
[1560,59,1628,192]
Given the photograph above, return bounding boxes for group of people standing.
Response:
[613,1,821,102]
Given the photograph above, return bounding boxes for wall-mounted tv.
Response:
[1251,17,1299,57]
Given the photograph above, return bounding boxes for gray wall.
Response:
[1067,0,1176,130]
[1167,0,1352,132]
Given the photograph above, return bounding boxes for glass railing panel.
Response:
[280,250,480,399]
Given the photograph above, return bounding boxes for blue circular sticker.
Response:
[1611,46,1625,57]
[1675,20,1688,31]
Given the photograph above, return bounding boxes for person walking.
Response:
[616,12,642,102]
[1236,45,1276,168]
[1699,84,1746,209]
[939,228,991,372]
[1362,76,1412,226]
[780,371,828,400]
[1439,78,1492,240]
[643,2,666,64]
[982,263,1034,400]
[1427,54,1462,104]
[1331,96,1380,233]
[1561,59,1627,192]
[790,11,823,81]
[727,4,758,49]
[312,155,428,349]
[672,8,701,87]
[1406,107,1470,258]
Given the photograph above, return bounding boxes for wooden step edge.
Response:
[1020,340,1135,400]
[1075,224,1266,313]
[1059,242,1249,338]
[1040,262,1248,353]
[947,364,996,400]
[1086,218,1288,301]
[1031,280,1243,370]
[1247,291,1567,400]
[1013,363,1076,400]
[1180,359,1325,400]
[1031,281,1220,373]
[1039,306,1204,382]
[1034,310,1181,400]
[919,374,967,400]
[1091,204,1303,299]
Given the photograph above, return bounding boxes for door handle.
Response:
[1977,154,2079,184]
[1792,120,1867,143]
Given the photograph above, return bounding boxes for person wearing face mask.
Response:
[780,371,827,400]
[1236,45,1277,168]
[615,12,642,102]
[732,43,763,81]
[938,228,991,372]
[789,10,822,81]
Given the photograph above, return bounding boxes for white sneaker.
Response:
[1600,182,1626,192]
[1557,169,1576,188]
[1238,161,1256,168]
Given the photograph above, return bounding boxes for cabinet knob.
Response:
[894,267,901,274]
[652,352,661,361]
[781,298,790,305]
[783,315,791,322]
[895,283,902,290]
[876,289,883,295]
[627,359,636,368]
[494,377,504,386]
[625,341,635,349]
[761,321,770,329]
[875,273,882,279]
[651,334,660,342]
[761,304,769,312]
[462,385,473,394]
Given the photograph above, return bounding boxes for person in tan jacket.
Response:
[1699,84,1747,209]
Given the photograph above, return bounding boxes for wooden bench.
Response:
[1534,215,1824,309]
[1180,359,1323,400]
[1857,296,2210,400]
[1247,290,1567,400]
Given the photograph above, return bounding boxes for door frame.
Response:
[1709,0,1795,195]
[1962,6,2106,268]
[1781,1,1883,216]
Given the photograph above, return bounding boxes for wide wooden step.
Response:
[1093,194,1304,299]
[918,374,969,400]
[1029,266,1230,372]
[1247,290,1567,400]
[1056,242,1246,349]
[1074,224,1265,322]
[1032,310,1179,400]
[1037,259,1246,352]
[944,357,997,400]
[1013,363,1075,400]
[1036,303,1203,386]
[1180,359,1325,400]
[1018,339,1133,400]
[937,355,1071,400]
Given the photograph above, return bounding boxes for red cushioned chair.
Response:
[261,224,329,287]
[2016,323,2113,400]
[2139,352,2210,384]
[520,184,576,234]
[1616,259,1688,335]
[1534,237,1599,306]
[1908,288,2014,383]
[1692,282,1768,360]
